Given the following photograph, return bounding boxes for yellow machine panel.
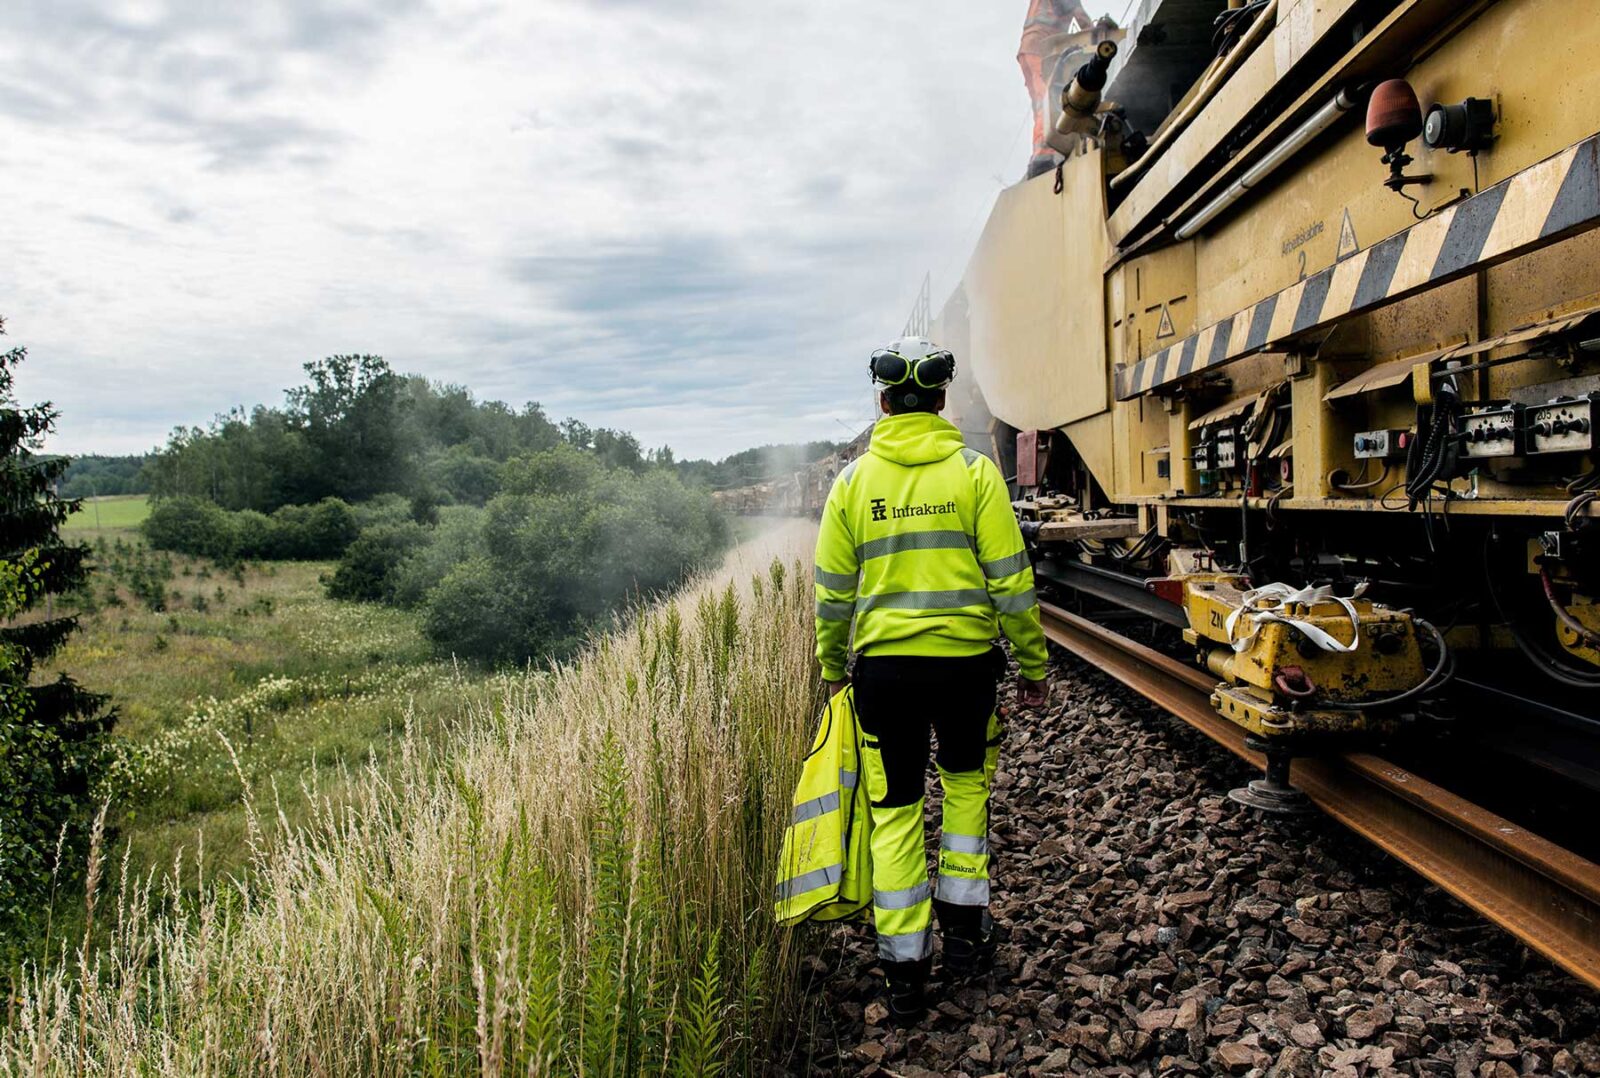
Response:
[963,151,1110,431]
[930,0,1600,788]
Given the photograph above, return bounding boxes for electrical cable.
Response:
[1329,463,1390,492]
[1212,0,1270,56]
[1397,188,1430,220]
[1563,465,1600,493]
[1541,567,1600,648]
[1378,481,1410,511]
[1483,532,1600,689]
[1564,488,1598,528]
[1322,616,1455,711]
[1404,385,1459,508]
[1265,483,1293,529]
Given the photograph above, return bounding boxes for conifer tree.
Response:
[0,318,114,925]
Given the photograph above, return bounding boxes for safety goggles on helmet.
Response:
[869,345,956,390]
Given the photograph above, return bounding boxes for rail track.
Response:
[1037,599,1600,992]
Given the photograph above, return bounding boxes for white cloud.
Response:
[0,0,1097,460]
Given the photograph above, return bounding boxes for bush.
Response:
[230,510,275,558]
[264,499,359,559]
[425,446,501,506]
[403,450,729,665]
[142,497,238,560]
[388,506,485,609]
[419,556,529,664]
[352,493,413,531]
[326,522,430,603]
[146,497,361,561]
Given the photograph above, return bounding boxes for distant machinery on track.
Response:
[712,427,873,517]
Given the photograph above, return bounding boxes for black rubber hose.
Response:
[1483,534,1600,689]
[1323,616,1455,710]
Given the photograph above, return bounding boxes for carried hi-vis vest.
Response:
[814,412,1048,683]
[774,687,873,926]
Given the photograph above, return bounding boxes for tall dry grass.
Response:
[2,525,823,1076]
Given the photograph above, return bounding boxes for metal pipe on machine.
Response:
[1174,88,1360,240]
[1054,40,1120,139]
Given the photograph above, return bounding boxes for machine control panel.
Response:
[1525,394,1597,455]
[1353,429,1410,460]
[1193,426,1242,473]
[1215,429,1238,470]
[1459,406,1523,458]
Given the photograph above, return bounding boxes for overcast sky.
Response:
[0,1,1102,461]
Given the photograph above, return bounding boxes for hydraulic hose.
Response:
[1323,616,1455,711]
[1484,534,1600,689]
[1540,568,1600,648]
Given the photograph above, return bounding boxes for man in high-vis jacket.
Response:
[814,337,1050,1022]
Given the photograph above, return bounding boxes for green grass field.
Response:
[4,514,503,974]
[63,493,151,532]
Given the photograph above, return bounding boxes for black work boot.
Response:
[940,927,996,978]
[882,959,930,1025]
[936,900,996,979]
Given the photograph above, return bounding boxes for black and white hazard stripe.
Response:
[1115,133,1600,401]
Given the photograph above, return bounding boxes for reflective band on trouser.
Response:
[940,832,987,855]
[984,711,1003,785]
[867,797,933,963]
[775,862,842,904]
[879,927,933,962]
[937,761,992,908]
[934,874,990,906]
[874,882,931,910]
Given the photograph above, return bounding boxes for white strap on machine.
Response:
[1224,582,1367,655]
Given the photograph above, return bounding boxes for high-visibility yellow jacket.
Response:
[814,412,1048,682]
[774,687,873,925]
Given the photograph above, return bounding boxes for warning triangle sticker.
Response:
[1155,304,1176,339]
[1336,208,1360,260]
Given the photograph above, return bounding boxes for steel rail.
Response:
[1037,600,1600,991]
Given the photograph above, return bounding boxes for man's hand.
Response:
[1016,676,1049,710]
[823,678,846,697]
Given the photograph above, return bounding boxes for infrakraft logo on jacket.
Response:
[870,498,958,522]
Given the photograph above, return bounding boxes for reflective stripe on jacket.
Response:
[774,686,873,926]
[814,412,1048,682]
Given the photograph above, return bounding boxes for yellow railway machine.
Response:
[936,0,1600,809]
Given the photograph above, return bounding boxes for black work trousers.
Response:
[852,647,1004,947]
[851,648,1003,809]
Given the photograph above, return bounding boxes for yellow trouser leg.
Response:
[936,716,997,917]
[860,726,933,967]
[867,799,932,964]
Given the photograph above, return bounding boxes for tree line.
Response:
[141,354,660,513]
[136,355,737,666]
[59,366,840,505]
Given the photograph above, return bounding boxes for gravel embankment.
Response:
[780,650,1600,1077]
